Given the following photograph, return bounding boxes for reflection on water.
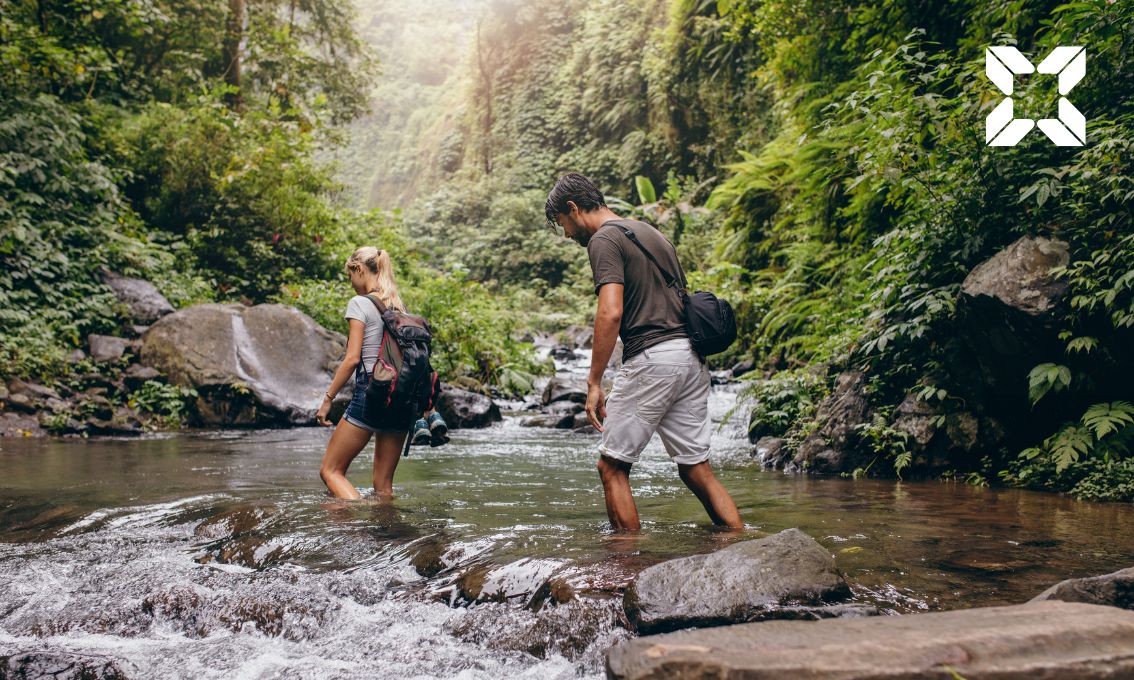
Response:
[1,386,1133,678]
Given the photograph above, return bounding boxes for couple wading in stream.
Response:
[317,173,742,532]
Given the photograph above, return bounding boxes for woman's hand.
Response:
[316,396,333,426]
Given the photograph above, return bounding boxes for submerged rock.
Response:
[437,387,502,429]
[624,528,855,634]
[140,303,346,426]
[607,601,1134,680]
[1031,566,1134,610]
[0,652,132,680]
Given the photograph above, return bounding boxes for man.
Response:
[544,173,743,532]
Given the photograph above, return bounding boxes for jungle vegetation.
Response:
[2,0,1132,498]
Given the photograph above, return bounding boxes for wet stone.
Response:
[1032,566,1134,610]
[445,598,629,664]
[624,528,854,634]
[607,601,1134,680]
[0,652,132,680]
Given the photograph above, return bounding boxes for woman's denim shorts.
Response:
[343,363,412,434]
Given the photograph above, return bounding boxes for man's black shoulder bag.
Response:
[616,224,737,356]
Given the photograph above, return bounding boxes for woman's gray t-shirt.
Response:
[344,295,385,375]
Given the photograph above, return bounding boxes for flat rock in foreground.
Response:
[625,528,855,635]
[607,601,1134,680]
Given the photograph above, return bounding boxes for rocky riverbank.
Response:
[607,529,1134,679]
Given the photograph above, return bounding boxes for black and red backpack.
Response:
[363,295,442,432]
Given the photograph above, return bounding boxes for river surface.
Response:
[2,358,1134,678]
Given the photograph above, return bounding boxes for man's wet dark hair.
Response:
[545,173,606,226]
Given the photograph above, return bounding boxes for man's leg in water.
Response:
[597,455,640,531]
[678,461,743,529]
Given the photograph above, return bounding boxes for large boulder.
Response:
[624,528,860,635]
[607,601,1134,680]
[437,386,502,429]
[891,392,1005,471]
[1031,566,1134,610]
[101,269,175,323]
[957,236,1070,412]
[140,303,345,426]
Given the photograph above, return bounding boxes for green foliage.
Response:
[128,380,198,426]
[853,412,912,478]
[1007,401,1134,496]
[741,370,823,443]
[1028,363,1073,405]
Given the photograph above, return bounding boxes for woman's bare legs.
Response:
[320,419,373,499]
[372,431,408,499]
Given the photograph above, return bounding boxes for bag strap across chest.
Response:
[606,222,689,301]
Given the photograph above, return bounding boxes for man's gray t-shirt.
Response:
[587,218,688,362]
[344,295,385,374]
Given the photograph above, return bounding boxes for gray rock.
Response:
[542,376,588,406]
[7,393,35,413]
[0,385,8,401]
[753,436,789,469]
[624,528,851,635]
[550,344,579,361]
[562,324,594,349]
[8,380,61,401]
[101,269,175,323]
[571,412,598,434]
[437,387,502,429]
[957,237,1071,409]
[45,397,69,413]
[891,392,996,470]
[1032,566,1134,610]
[606,601,1134,680]
[730,358,755,379]
[1,652,130,680]
[123,364,161,389]
[791,372,870,474]
[961,236,1070,316]
[547,400,584,417]
[521,413,574,428]
[66,349,87,364]
[141,303,346,426]
[88,334,133,363]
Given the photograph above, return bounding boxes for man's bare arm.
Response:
[589,283,623,387]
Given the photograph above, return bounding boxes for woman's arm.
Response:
[317,319,365,426]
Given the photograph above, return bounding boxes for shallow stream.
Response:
[2,355,1133,678]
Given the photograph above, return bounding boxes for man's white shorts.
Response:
[597,337,711,466]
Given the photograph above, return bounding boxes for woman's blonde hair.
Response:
[345,247,406,312]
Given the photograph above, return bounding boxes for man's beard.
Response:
[571,230,590,247]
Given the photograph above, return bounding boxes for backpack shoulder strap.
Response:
[365,293,388,315]
[613,223,688,295]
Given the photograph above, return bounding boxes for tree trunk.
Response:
[222,0,245,110]
[475,20,494,175]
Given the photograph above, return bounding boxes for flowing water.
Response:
[2,352,1134,678]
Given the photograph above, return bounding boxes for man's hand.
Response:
[585,382,607,432]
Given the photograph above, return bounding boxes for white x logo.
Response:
[986,46,1086,147]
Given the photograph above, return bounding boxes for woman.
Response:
[316,246,434,500]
